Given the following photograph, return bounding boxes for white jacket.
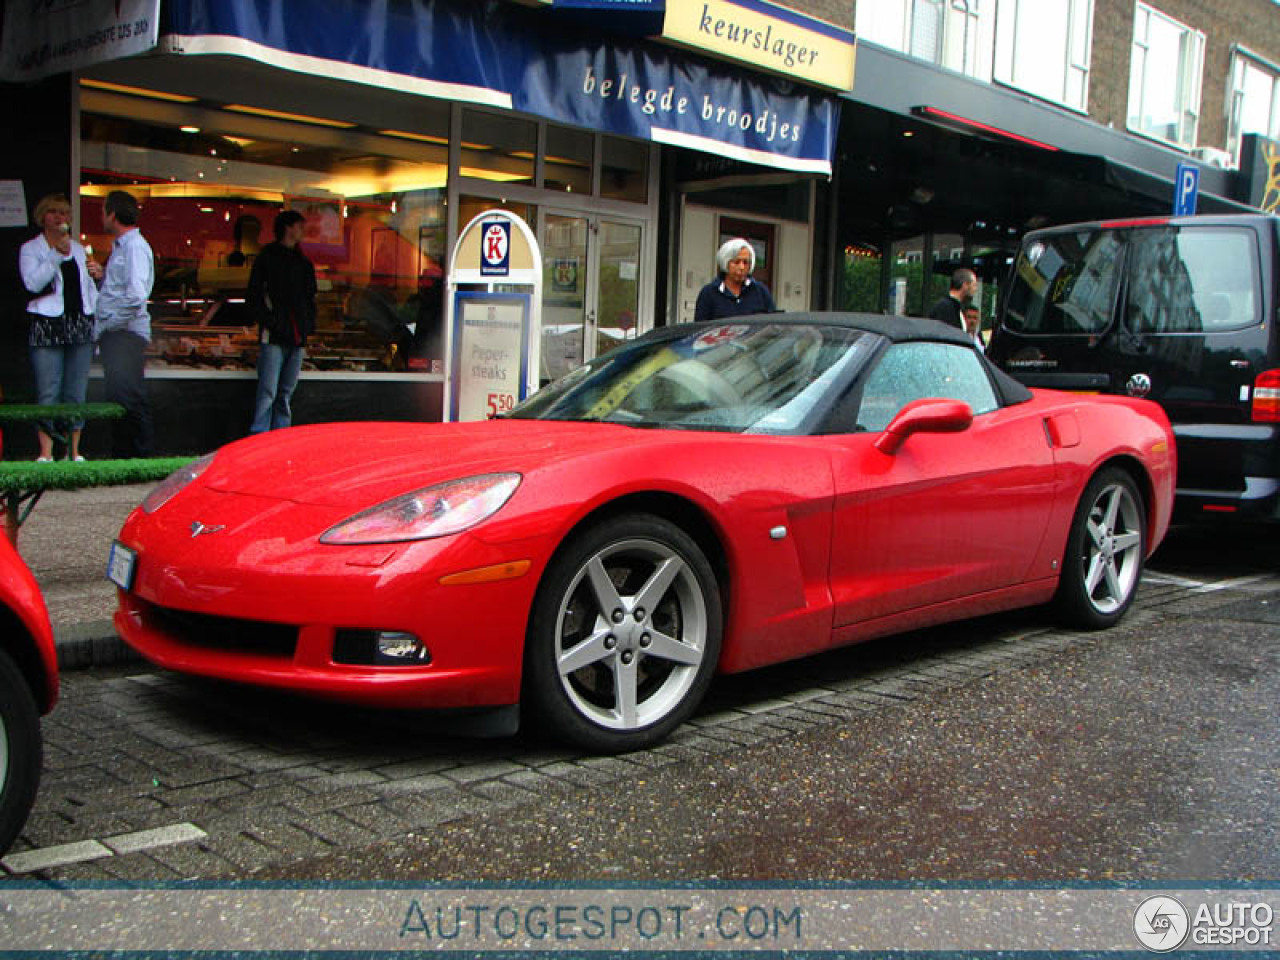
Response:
[20,232,98,319]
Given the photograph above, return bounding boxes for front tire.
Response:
[0,646,43,857]
[1056,467,1147,630]
[524,514,722,753]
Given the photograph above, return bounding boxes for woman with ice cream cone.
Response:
[18,193,98,461]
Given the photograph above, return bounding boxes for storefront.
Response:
[0,0,844,455]
[829,42,1262,326]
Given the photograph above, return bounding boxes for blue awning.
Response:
[161,0,836,175]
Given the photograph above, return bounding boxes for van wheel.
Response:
[0,646,42,857]
[1056,468,1146,630]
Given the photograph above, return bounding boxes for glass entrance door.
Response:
[594,219,642,361]
[541,213,590,384]
[540,211,644,385]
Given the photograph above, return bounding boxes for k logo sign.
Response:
[480,220,511,277]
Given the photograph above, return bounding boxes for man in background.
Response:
[248,210,316,433]
[88,190,154,457]
[963,304,985,352]
[929,267,977,330]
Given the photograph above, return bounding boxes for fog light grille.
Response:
[333,630,430,666]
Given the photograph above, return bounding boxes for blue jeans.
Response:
[251,343,305,433]
[30,341,94,431]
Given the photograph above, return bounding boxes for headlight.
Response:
[142,453,216,514]
[320,473,521,545]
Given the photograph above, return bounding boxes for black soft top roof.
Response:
[655,312,1034,407]
[667,310,974,346]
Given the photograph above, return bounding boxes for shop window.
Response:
[460,109,536,186]
[79,104,450,375]
[928,233,965,310]
[1229,49,1280,163]
[457,197,536,236]
[1127,3,1203,149]
[994,0,1092,112]
[837,243,883,312]
[601,136,648,203]
[889,235,928,316]
[545,125,593,194]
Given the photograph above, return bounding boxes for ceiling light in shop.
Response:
[379,129,449,145]
[146,184,286,203]
[459,167,529,183]
[180,126,201,134]
[223,104,356,128]
[80,79,197,102]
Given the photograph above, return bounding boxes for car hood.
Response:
[203,419,677,508]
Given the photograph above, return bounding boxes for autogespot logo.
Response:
[1134,896,1190,952]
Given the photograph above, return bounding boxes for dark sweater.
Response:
[248,241,317,346]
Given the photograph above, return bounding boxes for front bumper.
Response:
[112,488,543,709]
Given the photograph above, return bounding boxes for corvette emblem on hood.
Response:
[190,521,226,538]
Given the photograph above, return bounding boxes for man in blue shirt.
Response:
[694,238,776,323]
[88,190,155,457]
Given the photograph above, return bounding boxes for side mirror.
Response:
[874,398,973,455]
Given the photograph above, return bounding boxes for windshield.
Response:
[508,323,874,434]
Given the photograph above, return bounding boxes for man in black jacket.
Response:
[248,210,316,433]
[928,268,977,330]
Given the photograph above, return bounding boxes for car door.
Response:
[827,341,1058,627]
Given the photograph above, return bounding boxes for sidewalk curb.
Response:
[54,621,140,671]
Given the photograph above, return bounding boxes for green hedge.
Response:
[0,402,125,423]
[0,458,193,493]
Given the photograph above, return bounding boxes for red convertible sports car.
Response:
[0,531,58,855]
[110,314,1175,752]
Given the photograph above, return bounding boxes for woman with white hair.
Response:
[693,237,776,323]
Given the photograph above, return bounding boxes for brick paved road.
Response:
[2,560,1274,881]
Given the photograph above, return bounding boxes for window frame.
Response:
[1126,2,1205,150]
[993,0,1094,113]
[856,0,991,80]
[1228,46,1280,164]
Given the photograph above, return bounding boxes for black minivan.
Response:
[987,214,1280,519]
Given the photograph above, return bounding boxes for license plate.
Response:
[106,541,137,591]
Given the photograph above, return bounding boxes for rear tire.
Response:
[1056,467,1146,630]
[0,646,43,857]
[524,514,722,753]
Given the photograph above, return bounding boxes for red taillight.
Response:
[1252,369,1280,422]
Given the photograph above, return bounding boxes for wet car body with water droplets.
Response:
[112,313,1175,752]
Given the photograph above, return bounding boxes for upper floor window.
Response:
[993,0,1092,111]
[856,0,992,81]
[1127,3,1204,149]
[1228,49,1280,163]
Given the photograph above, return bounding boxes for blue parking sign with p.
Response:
[1174,162,1199,216]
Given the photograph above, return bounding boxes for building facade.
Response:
[822,0,1280,321]
[0,0,849,455]
[1,0,1277,456]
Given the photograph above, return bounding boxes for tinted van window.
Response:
[1126,227,1260,334]
[1003,229,1123,335]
